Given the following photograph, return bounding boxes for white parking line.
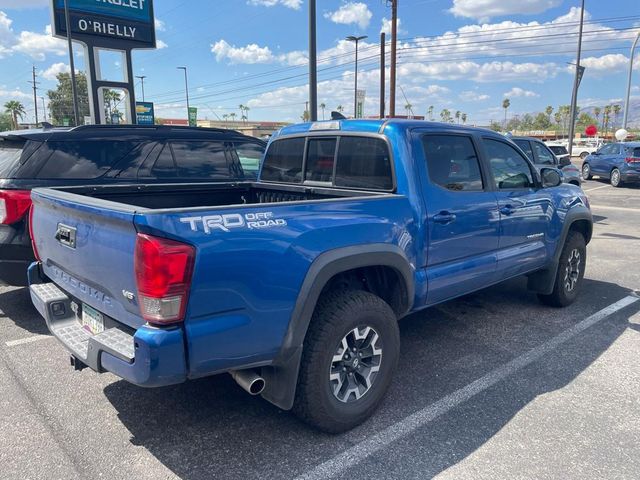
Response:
[591,205,640,213]
[584,185,611,193]
[296,295,639,480]
[5,335,52,347]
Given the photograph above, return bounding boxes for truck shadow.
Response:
[0,287,48,335]
[103,278,638,480]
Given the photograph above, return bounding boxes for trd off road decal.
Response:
[180,212,288,234]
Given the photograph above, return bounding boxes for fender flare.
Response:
[261,244,415,410]
[527,206,593,294]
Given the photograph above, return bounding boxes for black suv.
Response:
[0,125,266,285]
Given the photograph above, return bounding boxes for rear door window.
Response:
[533,142,556,165]
[625,146,640,158]
[170,141,230,180]
[513,139,534,162]
[261,137,305,183]
[334,137,393,190]
[36,140,140,179]
[232,141,264,179]
[484,138,535,189]
[422,135,483,191]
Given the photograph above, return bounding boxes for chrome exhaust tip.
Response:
[230,370,265,396]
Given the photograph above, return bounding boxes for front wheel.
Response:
[293,290,399,433]
[610,168,623,188]
[582,163,592,180]
[538,232,586,307]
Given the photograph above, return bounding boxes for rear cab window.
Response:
[261,136,393,191]
[0,139,42,178]
[231,141,265,179]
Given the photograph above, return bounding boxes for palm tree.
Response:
[319,103,326,120]
[440,109,451,123]
[222,113,229,122]
[603,105,612,136]
[427,105,434,121]
[229,112,237,124]
[612,104,621,130]
[502,98,511,129]
[461,113,467,125]
[593,107,601,129]
[243,105,250,123]
[4,101,26,130]
[405,103,412,118]
[545,105,553,123]
[554,112,562,137]
[336,105,344,113]
[239,104,246,123]
[455,110,461,124]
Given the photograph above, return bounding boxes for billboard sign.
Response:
[188,107,198,127]
[51,0,156,48]
[136,102,155,125]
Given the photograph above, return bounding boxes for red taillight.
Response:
[134,233,195,325]
[28,205,41,262]
[625,157,640,164]
[0,189,32,225]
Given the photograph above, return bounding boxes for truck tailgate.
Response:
[30,189,144,329]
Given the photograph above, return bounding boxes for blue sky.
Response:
[0,0,639,125]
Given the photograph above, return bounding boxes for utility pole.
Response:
[389,0,398,117]
[380,32,386,119]
[309,0,318,121]
[567,0,585,157]
[346,35,367,118]
[135,75,147,102]
[177,67,190,122]
[28,66,40,126]
[40,96,47,122]
[63,0,80,126]
[623,30,640,130]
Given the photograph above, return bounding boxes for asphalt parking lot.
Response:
[1,177,640,480]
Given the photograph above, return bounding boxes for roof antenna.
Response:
[331,111,347,120]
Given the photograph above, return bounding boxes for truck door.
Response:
[481,137,553,279]
[418,133,500,304]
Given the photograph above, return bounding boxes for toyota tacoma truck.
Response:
[28,120,592,432]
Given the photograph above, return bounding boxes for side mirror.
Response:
[541,167,563,188]
[559,156,571,167]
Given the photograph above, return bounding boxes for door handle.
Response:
[433,212,457,224]
[500,205,516,216]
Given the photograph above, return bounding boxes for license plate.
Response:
[81,304,104,335]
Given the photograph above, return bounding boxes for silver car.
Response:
[511,136,582,187]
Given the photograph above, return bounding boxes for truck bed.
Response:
[38,182,389,211]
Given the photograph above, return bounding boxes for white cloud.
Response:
[12,24,67,61]
[211,39,306,66]
[0,11,15,58]
[325,2,373,30]
[211,40,275,64]
[450,0,563,22]
[247,0,302,9]
[154,19,166,31]
[41,62,70,80]
[459,90,490,101]
[381,17,405,36]
[399,60,558,83]
[0,87,30,100]
[579,54,633,73]
[504,87,539,98]
[157,39,168,49]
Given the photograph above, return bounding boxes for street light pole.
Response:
[623,30,640,130]
[309,0,318,121]
[135,75,147,102]
[346,35,367,118]
[177,67,190,122]
[567,0,585,157]
[63,0,80,126]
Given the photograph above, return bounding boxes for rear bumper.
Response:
[621,171,640,183]
[30,278,188,387]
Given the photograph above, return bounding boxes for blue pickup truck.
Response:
[28,119,592,432]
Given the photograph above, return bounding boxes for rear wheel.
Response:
[293,290,399,433]
[581,163,592,180]
[538,232,586,307]
[610,168,623,188]
[580,151,589,160]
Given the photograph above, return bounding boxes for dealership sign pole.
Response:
[51,0,156,125]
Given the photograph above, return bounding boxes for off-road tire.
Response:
[538,232,586,307]
[293,290,399,433]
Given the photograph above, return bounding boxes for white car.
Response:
[547,140,603,160]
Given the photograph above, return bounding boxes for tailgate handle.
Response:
[55,224,77,249]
